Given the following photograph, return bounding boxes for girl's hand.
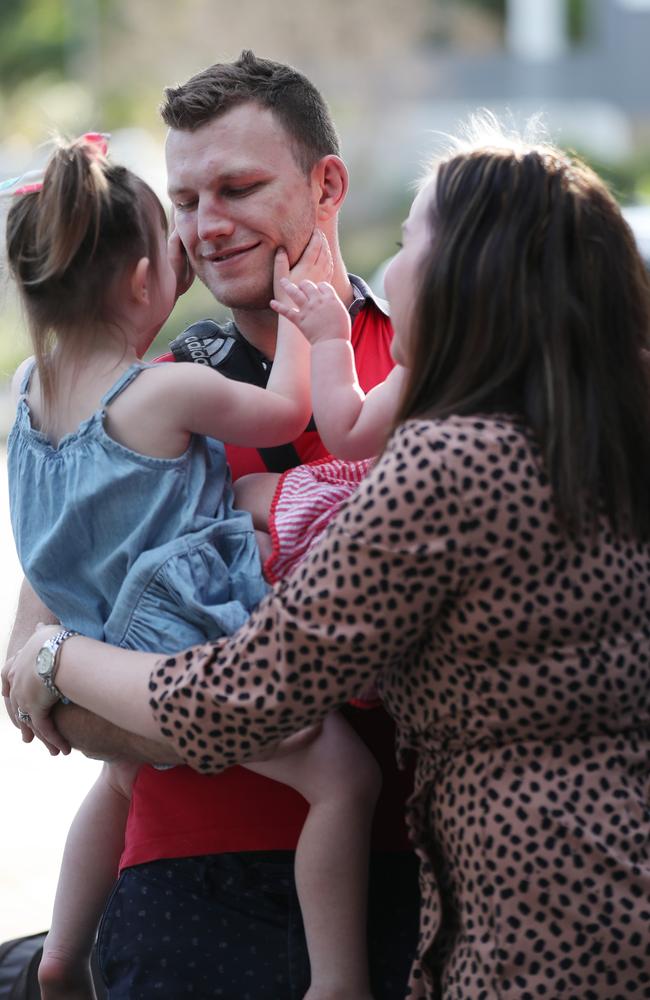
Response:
[288,229,333,286]
[270,278,351,346]
[272,230,332,307]
[168,226,194,299]
[2,625,71,755]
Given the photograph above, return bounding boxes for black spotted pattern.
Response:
[150,418,650,999]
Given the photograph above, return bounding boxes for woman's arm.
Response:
[2,580,178,763]
[3,628,160,753]
[5,423,472,770]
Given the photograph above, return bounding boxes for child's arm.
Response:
[38,761,137,1000]
[125,231,332,454]
[157,318,310,449]
[259,228,331,434]
[271,279,408,459]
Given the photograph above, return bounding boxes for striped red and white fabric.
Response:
[264,455,380,708]
[264,456,373,585]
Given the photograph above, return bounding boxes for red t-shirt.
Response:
[121,296,414,869]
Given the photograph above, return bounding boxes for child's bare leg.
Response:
[232,472,281,533]
[38,760,138,1000]
[246,712,381,1000]
[233,472,280,566]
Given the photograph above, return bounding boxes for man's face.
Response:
[166,103,318,311]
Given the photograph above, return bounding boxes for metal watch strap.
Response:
[41,628,78,703]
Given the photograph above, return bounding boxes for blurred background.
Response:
[0,0,649,941]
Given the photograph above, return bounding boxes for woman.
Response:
[5,119,650,999]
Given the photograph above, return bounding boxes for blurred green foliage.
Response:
[0,0,66,85]
[0,0,121,87]
[451,0,588,44]
[340,191,414,285]
[566,0,589,44]
[572,148,650,205]
[460,0,505,17]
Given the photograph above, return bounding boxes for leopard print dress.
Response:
[150,417,650,999]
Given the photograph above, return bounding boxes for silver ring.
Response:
[16,708,32,724]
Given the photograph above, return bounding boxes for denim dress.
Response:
[8,362,268,653]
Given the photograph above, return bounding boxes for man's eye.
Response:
[226,184,259,198]
[174,200,196,211]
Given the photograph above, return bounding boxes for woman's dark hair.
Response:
[160,49,340,175]
[6,137,167,416]
[396,117,650,540]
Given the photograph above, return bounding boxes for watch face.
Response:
[36,646,55,677]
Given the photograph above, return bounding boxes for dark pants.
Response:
[97,851,419,999]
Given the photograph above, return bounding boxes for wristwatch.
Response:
[35,629,78,703]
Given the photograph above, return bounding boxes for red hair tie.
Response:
[77,131,110,159]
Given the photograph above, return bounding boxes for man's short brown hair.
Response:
[160,50,340,175]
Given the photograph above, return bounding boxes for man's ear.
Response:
[312,155,348,223]
[130,257,151,304]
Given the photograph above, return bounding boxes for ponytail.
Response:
[33,140,109,284]
[6,136,167,415]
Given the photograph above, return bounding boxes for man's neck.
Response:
[230,307,279,359]
[232,265,354,359]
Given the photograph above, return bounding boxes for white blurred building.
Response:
[340,0,650,223]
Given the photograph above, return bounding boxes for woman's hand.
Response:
[2,624,71,755]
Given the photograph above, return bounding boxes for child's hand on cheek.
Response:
[288,229,333,286]
[272,246,292,307]
[271,232,349,344]
[272,231,332,310]
[270,275,352,346]
[168,226,194,299]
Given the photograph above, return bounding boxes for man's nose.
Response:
[197,196,235,241]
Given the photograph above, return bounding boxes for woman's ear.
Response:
[130,257,151,304]
[312,155,349,224]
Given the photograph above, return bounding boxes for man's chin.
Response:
[197,272,274,312]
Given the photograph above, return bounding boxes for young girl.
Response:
[5,136,379,1000]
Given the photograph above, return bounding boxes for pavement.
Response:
[0,447,101,941]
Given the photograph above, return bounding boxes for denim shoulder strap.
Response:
[100,363,147,407]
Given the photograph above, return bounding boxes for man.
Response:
[8,51,419,998]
